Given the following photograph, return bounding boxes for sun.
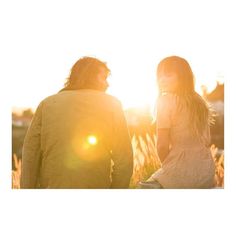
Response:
[107,78,158,111]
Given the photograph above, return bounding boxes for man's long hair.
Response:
[157,56,214,137]
[63,57,110,90]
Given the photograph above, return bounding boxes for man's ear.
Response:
[91,78,108,91]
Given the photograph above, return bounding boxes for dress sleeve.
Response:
[156,94,175,129]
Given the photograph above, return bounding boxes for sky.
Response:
[1,0,233,113]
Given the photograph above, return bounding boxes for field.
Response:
[12,133,224,189]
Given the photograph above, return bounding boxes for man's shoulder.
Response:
[40,93,59,104]
[41,90,122,108]
[80,90,122,108]
[100,92,121,106]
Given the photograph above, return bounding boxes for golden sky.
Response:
[7,0,228,113]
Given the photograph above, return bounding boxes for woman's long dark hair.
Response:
[61,56,110,91]
[157,56,214,137]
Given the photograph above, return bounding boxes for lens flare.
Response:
[87,135,97,145]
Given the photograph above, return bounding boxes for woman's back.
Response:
[153,93,215,188]
[165,93,211,149]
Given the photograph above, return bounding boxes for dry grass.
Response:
[211,145,224,187]
[129,134,161,188]
[12,154,21,189]
[12,135,224,189]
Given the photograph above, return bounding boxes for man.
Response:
[21,57,133,189]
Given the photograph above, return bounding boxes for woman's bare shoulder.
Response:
[158,93,178,107]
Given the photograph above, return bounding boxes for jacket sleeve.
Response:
[111,102,133,188]
[20,102,43,188]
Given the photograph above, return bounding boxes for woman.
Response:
[139,56,215,189]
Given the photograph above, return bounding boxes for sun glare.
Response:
[87,135,97,145]
[108,80,158,111]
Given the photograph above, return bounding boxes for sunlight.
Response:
[87,135,97,146]
[8,0,227,117]
[107,78,158,111]
[68,133,102,167]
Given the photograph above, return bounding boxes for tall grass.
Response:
[130,134,161,188]
[211,145,224,187]
[12,154,21,189]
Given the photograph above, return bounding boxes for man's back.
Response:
[21,90,133,188]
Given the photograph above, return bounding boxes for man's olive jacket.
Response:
[21,90,133,189]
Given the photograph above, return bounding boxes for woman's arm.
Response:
[155,94,175,163]
[157,128,170,163]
